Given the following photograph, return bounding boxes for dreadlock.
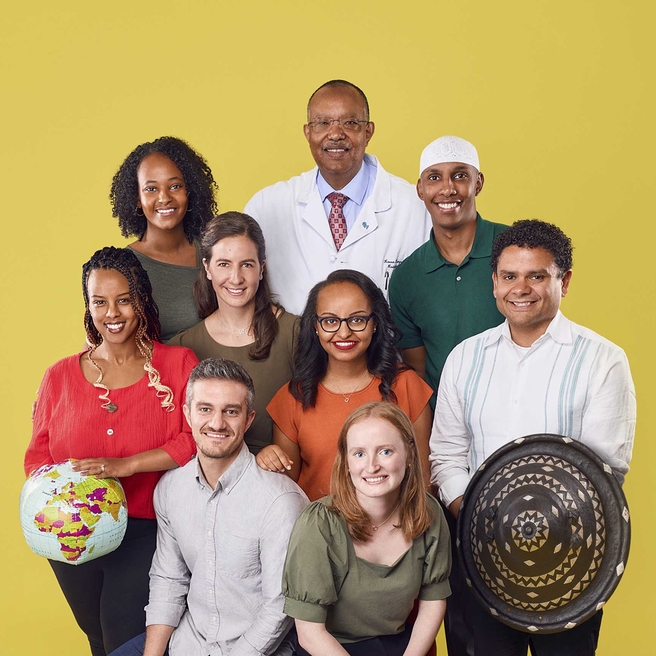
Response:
[82,246,174,411]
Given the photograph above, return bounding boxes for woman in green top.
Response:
[168,212,297,454]
[282,402,451,656]
[110,136,218,340]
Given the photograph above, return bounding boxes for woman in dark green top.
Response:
[283,402,451,656]
[110,136,218,340]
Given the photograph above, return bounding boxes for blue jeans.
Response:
[107,632,169,656]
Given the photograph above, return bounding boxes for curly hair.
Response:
[109,136,218,241]
[82,247,174,411]
[194,212,281,361]
[329,402,433,542]
[491,219,573,277]
[290,270,405,409]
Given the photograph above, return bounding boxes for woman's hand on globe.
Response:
[72,457,137,479]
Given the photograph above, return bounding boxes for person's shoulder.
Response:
[246,168,315,203]
[157,457,197,494]
[295,497,344,535]
[249,456,308,500]
[166,321,206,348]
[153,341,198,364]
[479,216,509,235]
[392,238,431,278]
[46,351,85,376]
[277,309,300,331]
[563,316,627,357]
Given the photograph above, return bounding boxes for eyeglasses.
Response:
[316,314,374,333]
[306,118,369,134]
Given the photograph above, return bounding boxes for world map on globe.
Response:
[20,460,128,565]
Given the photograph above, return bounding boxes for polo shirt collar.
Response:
[423,213,489,273]
[485,310,572,348]
[195,442,252,493]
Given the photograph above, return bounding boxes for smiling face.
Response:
[87,268,139,345]
[493,245,572,346]
[304,85,374,190]
[184,379,255,466]
[315,282,375,366]
[203,235,263,311]
[346,416,408,503]
[136,153,188,234]
[417,161,483,231]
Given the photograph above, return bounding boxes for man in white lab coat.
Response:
[244,79,431,314]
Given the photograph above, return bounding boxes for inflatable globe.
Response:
[20,460,128,565]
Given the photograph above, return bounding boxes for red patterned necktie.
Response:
[327,192,349,251]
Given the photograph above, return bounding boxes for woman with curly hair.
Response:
[110,136,218,340]
[282,402,450,655]
[168,212,297,454]
[24,247,199,656]
[257,270,432,501]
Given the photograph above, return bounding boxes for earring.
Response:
[373,327,377,333]
[207,274,212,280]
[315,330,319,336]
[136,206,144,216]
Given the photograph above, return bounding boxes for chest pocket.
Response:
[217,532,261,579]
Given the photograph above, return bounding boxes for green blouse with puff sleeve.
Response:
[282,494,451,644]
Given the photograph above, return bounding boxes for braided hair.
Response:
[110,136,218,242]
[82,246,174,411]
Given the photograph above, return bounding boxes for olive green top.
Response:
[282,494,451,644]
[167,311,297,454]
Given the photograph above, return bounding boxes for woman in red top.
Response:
[24,247,198,656]
[257,269,432,502]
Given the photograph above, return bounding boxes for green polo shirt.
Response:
[389,214,507,409]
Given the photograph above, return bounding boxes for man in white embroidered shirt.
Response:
[429,219,635,656]
[110,358,308,656]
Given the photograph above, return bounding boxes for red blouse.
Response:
[24,342,199,519]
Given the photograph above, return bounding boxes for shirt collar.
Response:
[316,156,372,206]
[423,213,489,273]
[484,311,572,348]
[195,442,252,493]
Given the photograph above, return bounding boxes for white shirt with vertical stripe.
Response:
[429,311,636,507]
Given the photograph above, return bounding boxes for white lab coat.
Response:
[244,155,431,315]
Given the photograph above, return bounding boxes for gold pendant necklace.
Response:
[372,503,399,531]
[335,370,372,403]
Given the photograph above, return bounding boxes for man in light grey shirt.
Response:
[110,358,308,656]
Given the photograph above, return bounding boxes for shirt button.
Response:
[330,255,337,262]
[107,429,114,436]
[207,530,212,536]
[456,276,462,281]
[513,400,518,405]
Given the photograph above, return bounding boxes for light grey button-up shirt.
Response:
[146,443,309,656]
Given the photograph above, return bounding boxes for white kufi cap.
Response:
[419,136,479,176]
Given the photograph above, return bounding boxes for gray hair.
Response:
[185,358,255,412]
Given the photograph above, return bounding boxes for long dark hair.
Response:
[82,247,174,410]
[290,269,405,408]
[194,212,281,361]
[110,136,218,242]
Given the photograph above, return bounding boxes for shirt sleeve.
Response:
[419,496,452,601]
[389,266,424,350]
[395,370,433,422]
[282,501,347,623]
[159,348,199,466]
[580,345,636,484]
[24,367,55,476]
[429,348,473,506]
[146,474,191,628]
[231,490,309,656]
[267,384,301,445]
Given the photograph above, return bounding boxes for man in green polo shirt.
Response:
[389,135,507,410]
[389,136,507,656]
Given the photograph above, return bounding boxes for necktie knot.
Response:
[327,192,348,209]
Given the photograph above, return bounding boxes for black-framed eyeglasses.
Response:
[306,118,369,134]
[316,314,374,333]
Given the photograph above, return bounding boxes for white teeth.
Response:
[106,323,124,330]
[334,341,355,346]
[437,202,458,209]
[365,476,386,482]
[326,148,346,152]
[157,208,175,214]
[511,301,532,307]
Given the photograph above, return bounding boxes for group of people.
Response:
[23,78,636,656]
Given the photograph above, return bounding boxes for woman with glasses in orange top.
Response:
[257,270,432,502]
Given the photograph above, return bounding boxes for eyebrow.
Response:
[499,268,551,275]
[215,257,257,263]
[90,292,130,298]
[143,176,184,184]
[318,309,369,316]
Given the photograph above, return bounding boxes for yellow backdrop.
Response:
[2,1,654,654]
